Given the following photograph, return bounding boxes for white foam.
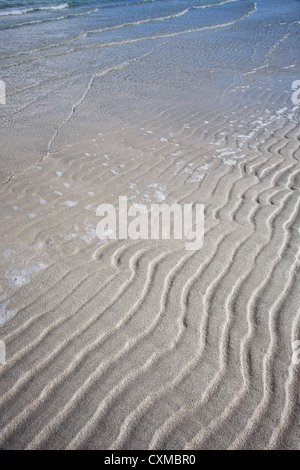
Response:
[2,249,15,259]
[0,300,17,328]
[170,151,182,156]
[0,3,68,17]
[189,174,205,183]
[223,158,237,166]
[84,204,96,212]
[64,233,77,241]
[60,200,78,207]
[80,222,97,244]
[5,261,47,289]
[154,190,166,202]
[216,149,236,157]
[197,163,212,170]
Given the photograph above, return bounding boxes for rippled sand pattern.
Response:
[0,84,300,449]
[1,0,300,451]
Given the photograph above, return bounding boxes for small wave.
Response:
[0,7,98,29]
[0,3,69,17]
[194,0,240,9]
[78,8,190,39]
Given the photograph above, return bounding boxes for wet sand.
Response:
[0,0,300,450]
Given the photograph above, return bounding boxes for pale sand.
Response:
[0,88,300,450]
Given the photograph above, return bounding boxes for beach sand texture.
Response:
[0,0,300,449]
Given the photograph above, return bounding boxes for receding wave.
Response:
[77,8,189,40]
[0,7,98,29]
[0,3,69,16]
[195,0,240,9]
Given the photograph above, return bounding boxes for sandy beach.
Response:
[0,0,300,450]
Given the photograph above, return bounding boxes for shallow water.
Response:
[0,0,299,182]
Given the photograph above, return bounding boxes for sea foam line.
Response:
[0,3,69,16]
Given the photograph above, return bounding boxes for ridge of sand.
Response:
[0,87,299,449]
